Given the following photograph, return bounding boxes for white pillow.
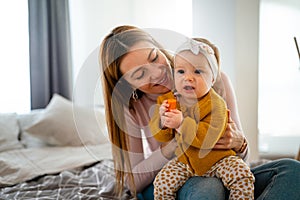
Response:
[0,113,23,152]
[18,110,49,148]
[24,94,109,146]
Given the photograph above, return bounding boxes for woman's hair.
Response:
[192,37,226,98]
[99,25,172,196]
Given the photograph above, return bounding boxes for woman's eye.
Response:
[135,70,145,80]
[151,53,158,62]
[149,49,159,63]
[194,69,202,74]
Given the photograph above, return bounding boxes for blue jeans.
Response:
[137,158,300,200]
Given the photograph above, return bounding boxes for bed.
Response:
[0,94,133,199]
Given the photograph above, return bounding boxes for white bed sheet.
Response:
[0,143,112,186]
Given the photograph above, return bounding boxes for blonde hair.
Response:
[99,25,172,197]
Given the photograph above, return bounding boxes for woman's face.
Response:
[120,41,173,95]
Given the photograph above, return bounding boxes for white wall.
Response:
[69,0,132,107]
[69,0,260,161]
[69,0,192,107]
[235,0,260,161]
[193,0,260,161]
[192,0,236,84]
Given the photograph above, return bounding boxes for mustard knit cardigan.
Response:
[149,89,236,176]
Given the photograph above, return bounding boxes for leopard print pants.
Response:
[153,156,255,200]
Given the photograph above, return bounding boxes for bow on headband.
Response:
[176,39,219,83]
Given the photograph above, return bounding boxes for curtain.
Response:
[28,0,72,109]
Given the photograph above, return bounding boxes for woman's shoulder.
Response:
[213,71,232,100]
[219,71,231,85]
[215,71,231,86]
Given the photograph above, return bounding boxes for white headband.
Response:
[176,39,218,83]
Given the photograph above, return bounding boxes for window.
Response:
[259,0,300,156]
[0,1,30,113]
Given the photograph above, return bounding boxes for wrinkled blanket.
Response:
[0,143,134,199]
[0,159,133,199]
[0,144,112,186]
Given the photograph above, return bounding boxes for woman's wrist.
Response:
[235,137,248,153]
[160,144,173,160]
[160,139,177,160]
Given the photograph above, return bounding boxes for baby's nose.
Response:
[184,73,194,81]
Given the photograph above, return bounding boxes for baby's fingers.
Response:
[161,100,169,109]
[159,104,168,116]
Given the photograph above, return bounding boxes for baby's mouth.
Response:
[184,85,195,90]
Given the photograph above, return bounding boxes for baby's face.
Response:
[174,50,214,100]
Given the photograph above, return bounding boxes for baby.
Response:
[149,39,255,200]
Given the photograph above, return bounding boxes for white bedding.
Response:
[0,94,126,199]
[0,143,112,186]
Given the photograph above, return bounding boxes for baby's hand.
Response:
[160,99,180,129]
[163,109,183,129]
[167,99,177,111]
[159,100,169,117]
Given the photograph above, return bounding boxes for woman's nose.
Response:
[149,64,163,80]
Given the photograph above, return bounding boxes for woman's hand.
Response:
[213,111,244,152]
[160,138,177,160]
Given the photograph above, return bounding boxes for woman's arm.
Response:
[127,135,170,192]
[214,71,249,160]
[124,107,171,192]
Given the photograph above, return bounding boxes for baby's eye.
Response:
[177,69,185,74]
[194,69,203,74]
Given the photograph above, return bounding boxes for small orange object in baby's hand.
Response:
[167,99,177,111]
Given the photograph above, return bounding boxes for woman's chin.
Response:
[153,85,172,94]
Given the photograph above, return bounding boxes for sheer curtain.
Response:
[0,1,30,113]
[28,0,72,109]
[258,0,300,156]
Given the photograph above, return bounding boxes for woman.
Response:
[99,25,300,199]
